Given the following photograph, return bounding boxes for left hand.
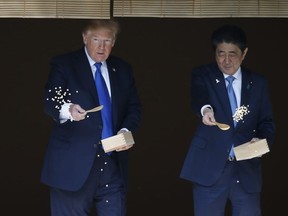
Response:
[250,137,260,143]
[116,144,134,152]
[250,137,262,157]
[115,129,133,151]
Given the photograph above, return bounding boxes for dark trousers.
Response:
[50,150,126,216]
[192,161,261,216]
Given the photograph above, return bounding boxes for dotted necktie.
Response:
[226,75,237,159]
[226,76,238,127]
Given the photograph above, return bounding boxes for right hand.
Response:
[202,107,216,126]
[69,104,86,121]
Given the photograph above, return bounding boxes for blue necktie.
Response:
[94,62,113,140]
[226,76,237,127]
[226,76,237,159]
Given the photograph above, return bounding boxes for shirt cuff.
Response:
[201,105,213,116]
[59,103,74,123]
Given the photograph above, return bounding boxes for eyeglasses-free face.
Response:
[83,28,115,62]
[215,42,248,76]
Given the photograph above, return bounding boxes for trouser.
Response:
[50,150,126,216]
[192,161,261,216]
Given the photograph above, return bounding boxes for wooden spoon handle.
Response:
[86,105,103,113]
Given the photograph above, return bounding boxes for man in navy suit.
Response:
[180,25,275,216]
[41,19,141,216]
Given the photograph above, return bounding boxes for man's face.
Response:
[215,42,248,75]
[82,28,115,62]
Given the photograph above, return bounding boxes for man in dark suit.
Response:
[41,19,141,216]
[180,25,275,216]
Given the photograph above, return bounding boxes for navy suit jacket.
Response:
[180,63,275,193]
[41,48,141,191]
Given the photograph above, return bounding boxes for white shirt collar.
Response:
[223,67,242,81]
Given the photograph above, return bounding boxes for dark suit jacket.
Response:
[180,63,275,193]
[41,48,141,191]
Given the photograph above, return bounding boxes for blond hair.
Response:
[82,19,120,39]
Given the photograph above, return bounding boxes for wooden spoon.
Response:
[86,105,103,113]
[214,121,230,130]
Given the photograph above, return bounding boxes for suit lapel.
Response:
[210,65,235,124]
[106,58,118,130]
[240,69,252,108]
[73,49,100,104]
[229,69,252,130]
[106,60,117,102]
